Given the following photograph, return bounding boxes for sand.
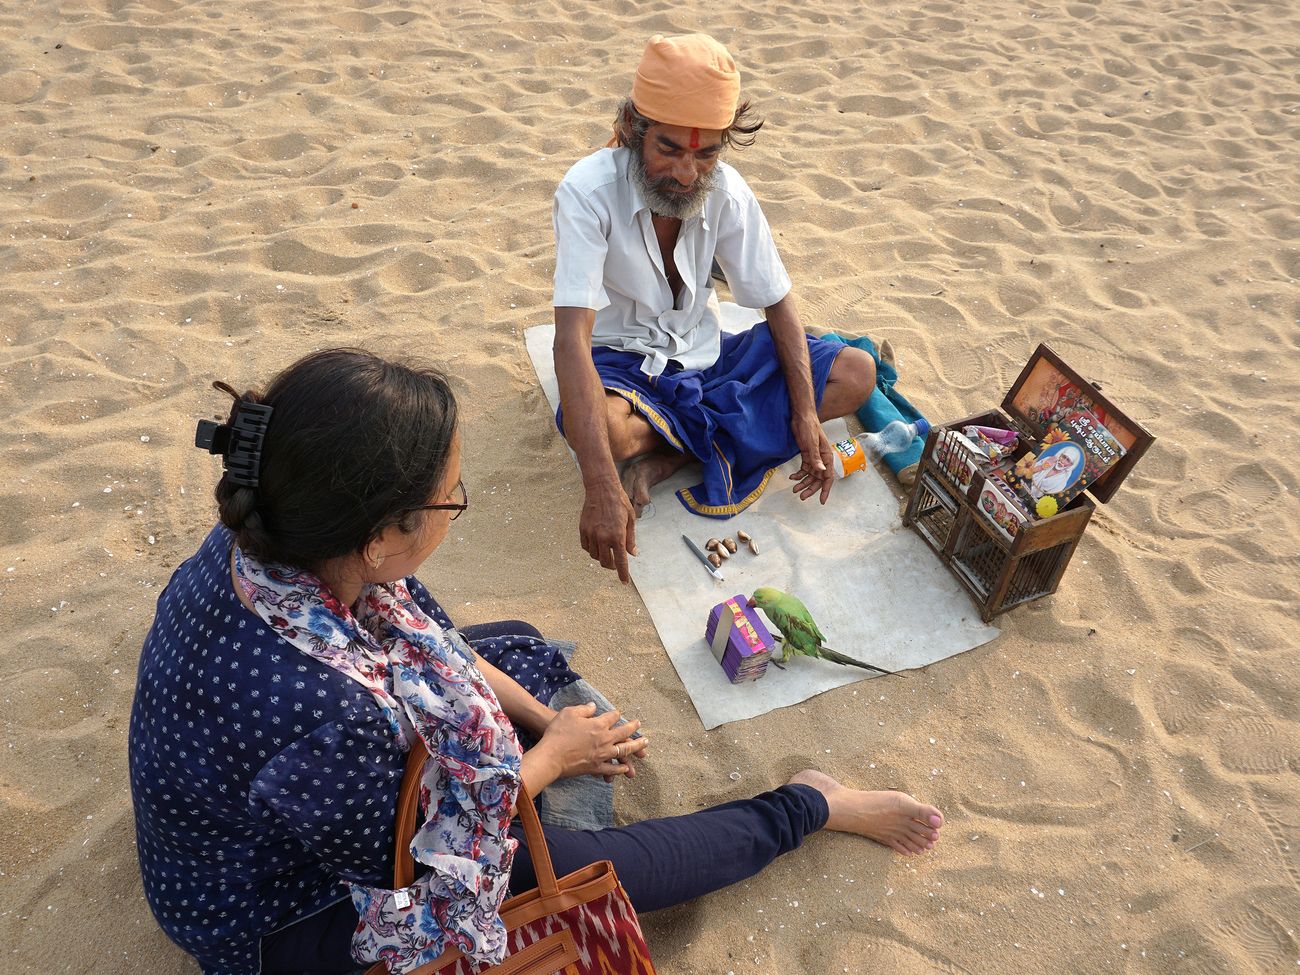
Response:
[2,0,1298,972]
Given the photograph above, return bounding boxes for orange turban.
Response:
[631,33,740,131]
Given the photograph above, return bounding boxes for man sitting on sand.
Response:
[552,33,876,583]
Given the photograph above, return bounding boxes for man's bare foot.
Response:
[879,339,897,370]
[788,769,943,856]
[620,450,688,517]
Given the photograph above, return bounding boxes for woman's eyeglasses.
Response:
[415,479,468,521]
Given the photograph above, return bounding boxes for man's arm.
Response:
[553,307,638,583]
[710,170,829,500]
[766,292,836,504]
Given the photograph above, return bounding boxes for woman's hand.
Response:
[536,702,648,781]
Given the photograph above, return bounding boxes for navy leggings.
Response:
[506,782,827,910]
[259,622,829,974]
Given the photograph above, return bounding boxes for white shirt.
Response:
[552,147,792,375]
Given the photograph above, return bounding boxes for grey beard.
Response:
[628,145,718,221]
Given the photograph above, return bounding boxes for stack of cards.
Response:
[704,595,775,684]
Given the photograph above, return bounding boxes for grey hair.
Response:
[613,97,764,150]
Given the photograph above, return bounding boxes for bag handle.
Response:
[392,739,559,897]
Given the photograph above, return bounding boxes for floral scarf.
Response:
[233,547,521,972]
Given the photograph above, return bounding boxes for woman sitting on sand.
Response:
[128,348,944,975]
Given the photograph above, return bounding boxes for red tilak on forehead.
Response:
[689,127,700,149]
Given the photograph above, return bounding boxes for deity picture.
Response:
[1026,442,1084,499]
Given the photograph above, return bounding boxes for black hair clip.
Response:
[195,381,273,488]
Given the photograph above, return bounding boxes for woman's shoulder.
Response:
[133,529,388,782]
[159,522,237,603]
[142,526,237,644]
[140,526,371,702]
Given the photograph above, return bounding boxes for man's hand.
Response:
[788,410,835,504]
[580,478,638,584]
[764,293,833,504]
[555,307,641,584]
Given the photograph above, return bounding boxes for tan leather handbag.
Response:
[364,742,656,975]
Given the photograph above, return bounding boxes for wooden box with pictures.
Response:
[902,344,1154,622]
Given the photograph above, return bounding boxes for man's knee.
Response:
[825,347,876,414]
[604,393,658,461]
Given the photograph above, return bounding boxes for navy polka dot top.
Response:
[128,527,432,973]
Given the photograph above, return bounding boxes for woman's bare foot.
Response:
[788,769,943,856]
[620,449,688,517]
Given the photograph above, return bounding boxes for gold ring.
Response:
[615,742,624,759]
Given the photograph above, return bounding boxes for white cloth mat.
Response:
[526,304,999,729]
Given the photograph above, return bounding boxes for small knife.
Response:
[682,534,725,581]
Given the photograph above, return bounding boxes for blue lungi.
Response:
[557,322,844,519]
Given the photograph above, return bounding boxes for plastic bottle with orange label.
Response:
[830,418,930,478]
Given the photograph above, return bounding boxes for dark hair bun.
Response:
[211,385,270,542]
[209,349,457,569]
[216,481,266,543]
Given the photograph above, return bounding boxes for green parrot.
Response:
[748,587,892,675]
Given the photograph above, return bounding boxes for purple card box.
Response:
[705,595,776,684]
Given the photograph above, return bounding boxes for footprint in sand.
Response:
[1251,784,1300,892]
[1216,900,1296,973]
[1198,544,1298,604]
[33,392,140,430]
[1174,625,1232,666]
[1145,930,1233,975]
[1155,461,1283,536]
[1045,185,1093,230]
[1216,715,1294,776]
[795,286,865,330]
[930,341,994,392]
[449,113,513,146]
[1223,461,1293,508]
[1151,659,1224,736]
